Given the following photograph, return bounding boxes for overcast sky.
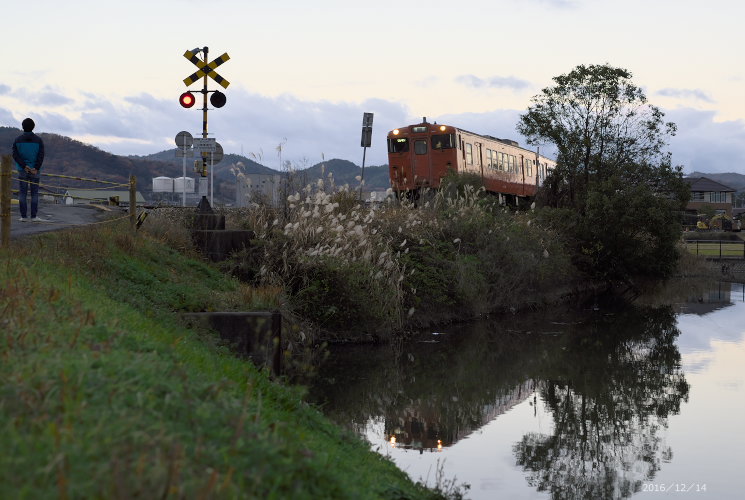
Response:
[2,0,744,174]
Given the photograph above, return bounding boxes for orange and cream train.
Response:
[387,118,555,204]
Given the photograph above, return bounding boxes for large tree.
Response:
[518,64,689,282]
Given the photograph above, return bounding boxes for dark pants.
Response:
[18,171,40,218]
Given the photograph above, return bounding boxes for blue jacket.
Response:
[12,131,45,173]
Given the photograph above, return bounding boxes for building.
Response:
[63,189,146,206]
[685,177,736,217]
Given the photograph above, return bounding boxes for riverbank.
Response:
[0,223,453,499]
[145,183,577,343]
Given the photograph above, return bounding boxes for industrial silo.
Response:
[174,176,195,193]
[152,176,174,193]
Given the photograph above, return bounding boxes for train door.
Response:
[411,135,431,187]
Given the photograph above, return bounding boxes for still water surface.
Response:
[309,282,745,499]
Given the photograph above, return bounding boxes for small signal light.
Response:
[179,91,196,108]
[210,90,227,108]
[393,129,400,135]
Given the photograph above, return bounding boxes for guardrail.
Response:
[683,239,745,259]
[1,154,139,248]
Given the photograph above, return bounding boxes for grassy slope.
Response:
[0,224,438,499]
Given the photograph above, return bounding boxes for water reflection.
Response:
[308,303,693,499]
[514,307,689,499]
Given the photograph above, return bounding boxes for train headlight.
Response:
[439,125,446,131]
[393,129,400,135]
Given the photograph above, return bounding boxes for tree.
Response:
[518,64,690,282]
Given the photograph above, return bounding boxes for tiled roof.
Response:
[685,177,736,192]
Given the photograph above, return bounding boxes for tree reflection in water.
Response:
[514,306,689,499]
[308,303,689,499]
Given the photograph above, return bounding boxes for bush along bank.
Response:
[0,224,454,499]
[200,174,577,342]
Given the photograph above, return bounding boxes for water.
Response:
[308,282,745,499]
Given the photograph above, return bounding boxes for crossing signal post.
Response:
[179,46,230,203]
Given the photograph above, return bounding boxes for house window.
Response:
[692,192,704,201]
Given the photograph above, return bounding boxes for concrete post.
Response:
[129,175,136,232]
[1,155,11,248]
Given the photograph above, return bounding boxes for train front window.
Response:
[431,134,455,150]
[388,137,409,153]
[415,140,428,155]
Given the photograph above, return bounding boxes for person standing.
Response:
[12,118,45,221]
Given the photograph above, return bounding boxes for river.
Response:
[308,282,745,499]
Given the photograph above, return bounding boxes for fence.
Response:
[683,239,745,259]
[1,154,139,248]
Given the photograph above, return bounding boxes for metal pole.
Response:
[202,46,210,205]
[0,155,11,248]
[182,144,187,207]
[358,146,367,202]
[210,152,214,206]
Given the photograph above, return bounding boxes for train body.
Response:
[386,119,555,203]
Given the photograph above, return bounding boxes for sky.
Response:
[2,0,745,174]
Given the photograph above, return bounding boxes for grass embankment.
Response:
[0,224,443,499]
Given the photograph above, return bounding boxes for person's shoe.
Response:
[18,217,28,222]
[31,217,46,222]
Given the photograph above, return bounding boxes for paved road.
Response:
[8,202,117,238]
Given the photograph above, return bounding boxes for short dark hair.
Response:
[22,118,35,132]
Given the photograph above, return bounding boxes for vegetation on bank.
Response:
[0,224,456,499]
[144,172,575,341]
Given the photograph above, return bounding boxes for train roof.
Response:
[388,121,555,161]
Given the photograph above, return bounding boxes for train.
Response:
[386,118,556,204]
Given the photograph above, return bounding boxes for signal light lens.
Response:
[393,129,400,135]
[179,91,196,108]
[210,90,227,108]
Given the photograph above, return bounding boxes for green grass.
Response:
[0,223,447,499]
[682,240,745,258]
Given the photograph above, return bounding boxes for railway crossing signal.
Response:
[183,50,231,89]
[180,46,231,206]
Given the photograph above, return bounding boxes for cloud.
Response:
[10,85,74,107]
[0,106,16,126]
[657,88,714,103]
[523,0,579,8]
[456,74,531,90]
[666,108,745,174]
[0,84,10,95]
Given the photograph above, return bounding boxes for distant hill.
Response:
[2,127,391,203]
[1,126,178,190]
[688,171,745,191]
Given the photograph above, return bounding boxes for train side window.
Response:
[526,159,533,177]
[415,140,428,155]
[388,137,409,153]
[431,133,455,150]
[508,155,515,173]
[498,152,505,171]
[466,143,473,164]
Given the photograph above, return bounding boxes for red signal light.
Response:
[179,91,196,108]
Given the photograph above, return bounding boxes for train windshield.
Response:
[388,137,409,153]
[431,133,455,150]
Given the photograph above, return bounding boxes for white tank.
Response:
[152,176,174,192]
[174,176,195,193]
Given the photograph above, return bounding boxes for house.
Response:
[63,189,146,206]
[684,177,736,217]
